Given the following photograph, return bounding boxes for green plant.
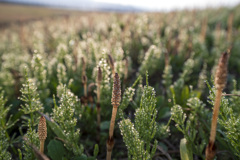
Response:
[19,71,43,159]
[207,80,240,159]
[119,75,158,160]
[0,89,17,159]
[52,84,83,156]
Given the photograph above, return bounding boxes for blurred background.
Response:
[1,0,240,11]
[1,0,240,26]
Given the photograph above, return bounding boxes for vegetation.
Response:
[1,4,240,160]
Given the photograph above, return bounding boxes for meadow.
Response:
[1,3,240,160]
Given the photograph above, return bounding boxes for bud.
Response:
[111,73,121,106]
[38,116,47,141]
[214,51,230,90]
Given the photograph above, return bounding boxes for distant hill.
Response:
[0,0,145,12]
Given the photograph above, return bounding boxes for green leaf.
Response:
[132,75,142,88]
[157,107,170,119]
[180,138,193,160]
[156,96,164,108]
[73,155,87,160]
[38,112,67,140]
[181,86,189,105]
[46,117,67,140]
[93,144,99,158]
[18,149,23,160]
[170,85,176,105]
[47,140,66,160]
[100,121,110,130]
[190,90,201,99]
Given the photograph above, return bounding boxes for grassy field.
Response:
[1,3,240,160]
[0,3,83,26]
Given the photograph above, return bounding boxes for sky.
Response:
[3,0,240,11]
[94,0,240,11]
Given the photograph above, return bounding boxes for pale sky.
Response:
[4,0,240,11]
[94,0,240,11]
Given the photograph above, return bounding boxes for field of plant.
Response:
[0,3,82,27]
[1,4,240,160]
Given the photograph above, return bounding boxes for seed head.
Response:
[108,54,114,70]
[82,75,87,84]
[214,51,230,90]
[38,116,47,141]
[111,73,121,106]
[81,57,86,68]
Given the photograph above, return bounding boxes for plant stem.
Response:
[106,150,112,160]
[97,103,101,142]
[106,137,114,160]
[97,83,101,104]
[206,89,222,160]
[97,105,101,128]
[82,75,88,99]
[209,89,222,146]
[106,104,118,160]
[109,105,118,139]
[96,68,101,142]
[40,140,44,153]
[107,106,118,158]
[84,82,87,97]
[97,81,101,128]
